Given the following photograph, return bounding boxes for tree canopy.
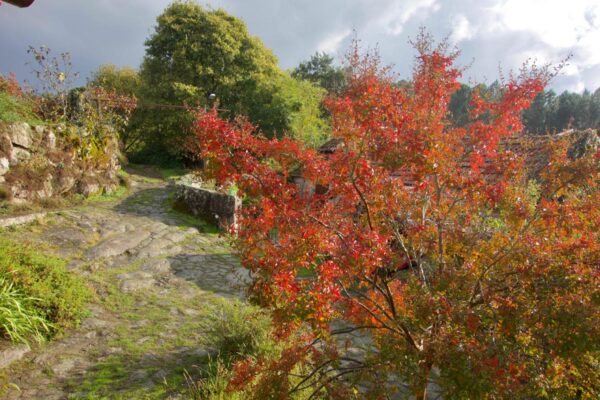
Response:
[88,64,141,97]
[449,82,600,134]
[292,52,347,95]
[134,1,327,159]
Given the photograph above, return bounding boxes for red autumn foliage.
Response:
[0,73,25,98]
[191,33,600,399]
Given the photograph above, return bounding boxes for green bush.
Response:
[0,74,41,125]
[0,237,91,343]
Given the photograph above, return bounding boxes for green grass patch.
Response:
[85,185,129,204]
[0,237,92,344]
[0,92,42,125]
[158,166,187,181]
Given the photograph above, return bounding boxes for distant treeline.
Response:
[449,83,600,134]
[292,53,600,135]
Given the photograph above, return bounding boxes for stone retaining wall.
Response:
[172,180,240,230]
[0,122,120,203]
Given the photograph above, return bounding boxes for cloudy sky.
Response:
[1,0,599,93]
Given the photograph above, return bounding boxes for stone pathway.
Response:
[0,172,250,399]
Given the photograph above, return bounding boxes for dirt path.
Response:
[2,173,249,399]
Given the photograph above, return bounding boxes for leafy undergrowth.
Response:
[0,237,92,344]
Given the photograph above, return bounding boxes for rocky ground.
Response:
[0,170,250,399]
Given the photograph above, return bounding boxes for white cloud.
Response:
[491,0,596,47]
[450,14,475,43]
[378,0,440,36]
[317,29,352,54]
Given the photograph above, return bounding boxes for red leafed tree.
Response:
[191,33,600,399]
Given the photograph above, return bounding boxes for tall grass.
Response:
[0,277,51,344]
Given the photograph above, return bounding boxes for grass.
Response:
[158,166,187,181]
[73,253,271,400]
[0,92,42,126]
[123,163,187,184]
[85,185,129,204]
[0,237,92,344]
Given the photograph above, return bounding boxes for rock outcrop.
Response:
[0,122,121,203]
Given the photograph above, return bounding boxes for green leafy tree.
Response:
[262,72,329,147]
[88,64,141,97]
[448,83,472,127]
[136,1,326,159]
[292,52,347,95]
[87,65,141,151]
[522,90,556,134]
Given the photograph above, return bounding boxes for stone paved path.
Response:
[1,172,250,399]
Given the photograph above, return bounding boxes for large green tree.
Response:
[135,1,326,159]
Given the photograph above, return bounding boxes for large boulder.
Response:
[54,174,76,195]
[7,173,54,203]
[9,147,31,166]
[7,122,33,149]
[35,174,54,199]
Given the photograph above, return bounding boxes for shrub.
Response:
[184,360,244,400]
[184,301,275,400]
[208,300,274,362]
[0,237,91,342]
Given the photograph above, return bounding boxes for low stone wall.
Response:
[172,180,240,230]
